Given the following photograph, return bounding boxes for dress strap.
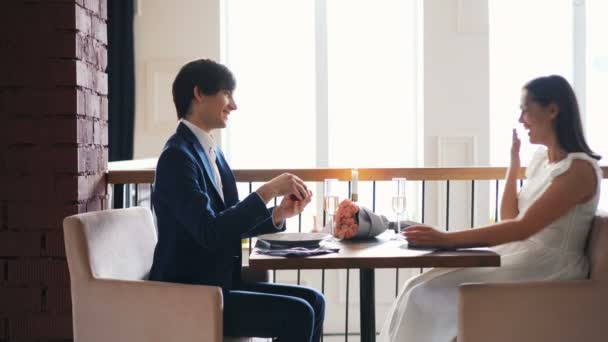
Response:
[549,152,602,180]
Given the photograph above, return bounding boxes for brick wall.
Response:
[0,1,108,341]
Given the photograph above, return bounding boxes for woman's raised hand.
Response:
[511,128,521,167]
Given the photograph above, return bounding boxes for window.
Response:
[586,0,608,210]
[221,0,317,169]
[222,0,421,170]
[489,0,573,167]
[489,0,606,212]
[222,0,422,223]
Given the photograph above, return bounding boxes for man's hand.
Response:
[272,189,313,225]
[402,225,453,248]
[256,173,310,204]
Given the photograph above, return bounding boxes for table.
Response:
[249,233,500,342]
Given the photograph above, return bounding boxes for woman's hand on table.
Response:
[401,225,454,248]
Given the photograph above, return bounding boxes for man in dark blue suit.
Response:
[149,59,325,341]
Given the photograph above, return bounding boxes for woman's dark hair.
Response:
[172,59,236,119]
[524,75,601,160]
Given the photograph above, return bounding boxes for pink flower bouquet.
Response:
[331,199,389,240]
[333,199,360,239]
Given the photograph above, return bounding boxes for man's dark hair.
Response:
[172,59,236,119]
[524,75,601,160]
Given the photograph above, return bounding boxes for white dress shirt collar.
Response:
[181,119,216,154]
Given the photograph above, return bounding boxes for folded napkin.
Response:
[254,240,339,257]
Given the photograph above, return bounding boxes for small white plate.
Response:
[258,232,331,247]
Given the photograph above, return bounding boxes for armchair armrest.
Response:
[458,280,608,342]
[72,278,224,342]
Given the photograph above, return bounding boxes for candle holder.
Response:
[351,169,359,202]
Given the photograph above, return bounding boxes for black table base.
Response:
[360,268,376,342]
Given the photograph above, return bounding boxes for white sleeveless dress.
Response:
[378,148,603,342]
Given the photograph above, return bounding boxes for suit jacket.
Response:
[149,122,283,289]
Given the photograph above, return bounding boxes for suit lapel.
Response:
[176,123,225,204]
[215,147,239,206]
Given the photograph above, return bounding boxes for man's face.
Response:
[199,89,237,130]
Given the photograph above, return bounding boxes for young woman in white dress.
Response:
[379,75,603,342]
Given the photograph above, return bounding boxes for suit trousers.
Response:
[223,282,325,342]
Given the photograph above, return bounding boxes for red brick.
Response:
[2,119,44,145]
[99,0,107,19]
[0,317,5,339]
[98,40,108,71]
[85,90,100,119]
[6,259,70,286]
[56,172,106,202]
[3,145,45,175]
[51,59,78,87]
[8,313,72,339]
[75,4,92,34]
[53,60,103,91]
[48,31,77,60]
[0,287,41,314]
[100,147,108,171]
[46,286,71,313]
[0,232,41,257]
[46,88,86,116]
[0,202,5,229]
[83,146,101,171]
[86,197,102,212]
[84,0,100,13]
[9,144,96,175]
[0,88,48,117]
[53,175,78,203]
[0,87,82,117]
[93,120,102,145]
[96,70,108,95]
[91,15,107,45]
[100,95,108,121]
[43,231,70,257]
[54,146,80,174]
[7,203,79,231]
[79,173,106,200]
[46,118,77,144]
[0,174,55,201]
[47,117,93,145]
[77,34,101,67]
[47,3,77,31]
[100,121,109,147]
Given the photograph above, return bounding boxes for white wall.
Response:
[133,0,221,158]
[422,0,491,229]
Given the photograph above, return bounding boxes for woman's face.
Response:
[518,89,558,145]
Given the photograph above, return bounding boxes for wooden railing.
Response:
[107,159,608,184]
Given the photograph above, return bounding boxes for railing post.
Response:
[113,184,125,208]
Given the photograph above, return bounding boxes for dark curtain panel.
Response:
[107,0,135,162]
[107,0,135,208]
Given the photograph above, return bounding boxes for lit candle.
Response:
[351,169,359,202]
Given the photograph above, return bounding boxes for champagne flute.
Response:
[392,178,407,235]
[324,178,339,237]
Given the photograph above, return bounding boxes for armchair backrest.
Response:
[586,213,608,282]
[63,207,157,281]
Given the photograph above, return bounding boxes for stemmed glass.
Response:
[392,178,407,235]
[323,178,339,238]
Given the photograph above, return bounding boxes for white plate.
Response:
[258,232,331,247]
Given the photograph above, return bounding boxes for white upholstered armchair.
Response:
[63,207,258,342]
[458,213,608,342]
